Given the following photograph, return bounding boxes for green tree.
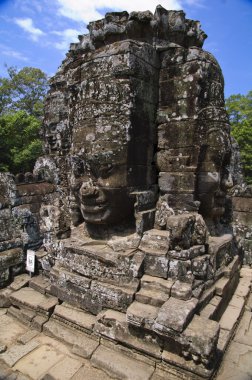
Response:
[0,66,48,173]
[0,66,48,118]
[0,111,42,173]
[226,91,252,184]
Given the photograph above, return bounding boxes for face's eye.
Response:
[97,164,114,179]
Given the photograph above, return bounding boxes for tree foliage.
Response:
[0,111,43,173]
[0,66,48,118]
[226,91,252,184]
[0,66,48,173]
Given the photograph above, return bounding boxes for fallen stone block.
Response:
[17,330,39,345]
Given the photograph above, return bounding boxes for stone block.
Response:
[144,253,169,278]
[219,305,242,331]
[31,315,49,331]
[10,287,58,316]
[17,330,39,345]
[29,275,51,294]
[0,248,24,270]
[171,280,192,300]
[159,172,195,194]
[1,340,39,367]
[53,302,96,333]
[140,274,174,294]
[235,277,251,299]
[9,274,30,291]
[43,357,83,380]
[192,255,210,279]
[166,214,207,250]
[94,309,162,359]
[208,234,233,270]
[168,259,192,282]
[90,280,136,313]
[139,229,170,255]
[168,245,205,260]
[91,345,155,380]
[135,287,169,307]
[182,315,220,362]
[215,277,230,297]
[43,319,99,359]
[154,297,198,334]
[127,301,159,330]
[232,197,252,212]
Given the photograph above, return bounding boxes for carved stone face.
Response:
[197,128,233,220]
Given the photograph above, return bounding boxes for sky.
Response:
[0,0,251,98]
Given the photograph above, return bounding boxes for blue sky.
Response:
[0,0,251,97]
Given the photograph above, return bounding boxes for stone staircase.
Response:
[0,239,251,379]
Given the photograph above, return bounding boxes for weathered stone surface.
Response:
[154,297,198,334]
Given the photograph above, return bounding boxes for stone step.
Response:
[208,234,233,271]
[29,275,51,295]
[91,345,155,380]
[140,274,174,294]
[43,319,99,359]
[94,309,162,359]
[8,274,30,292]
[126,301,159,330]
[135,288,169,307]
[53,302,96,334]
[9,287,58,316]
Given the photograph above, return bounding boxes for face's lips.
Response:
[81,202,108,214]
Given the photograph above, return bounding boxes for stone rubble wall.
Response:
[232,186,252,266]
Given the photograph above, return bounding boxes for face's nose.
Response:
[79,180,98,198]
[221,172,233,190]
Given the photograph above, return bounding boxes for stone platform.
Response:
[0,268,251,380]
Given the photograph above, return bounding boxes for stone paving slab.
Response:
[42,356,82,380]
[70,363,113,380]
[0,340,40,367]
[216,341,252,380]
[0,314,27,347]
[13,344,65,379]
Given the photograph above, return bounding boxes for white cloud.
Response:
[52,28,81,50]
[14,17,45,41]
[56,0,184,23]
[0,44,28,61]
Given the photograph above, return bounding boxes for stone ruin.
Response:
[1,5,252,379]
